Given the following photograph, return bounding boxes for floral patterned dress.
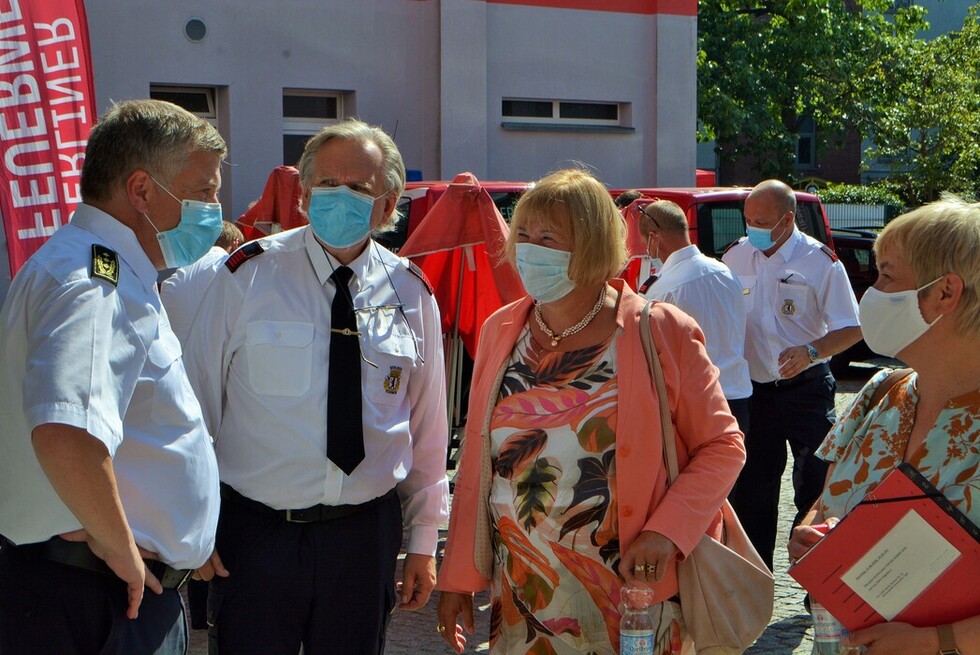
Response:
[817,368,980,525]
[487,327,684,655]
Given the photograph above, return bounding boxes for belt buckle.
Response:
[174,568,194,590]
[284,509,314,524]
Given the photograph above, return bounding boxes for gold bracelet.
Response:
[937,624,961,655]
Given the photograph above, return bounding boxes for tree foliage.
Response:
[697,0,980,203]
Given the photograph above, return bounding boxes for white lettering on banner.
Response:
[0,1,91,251]
[18,206,63,239]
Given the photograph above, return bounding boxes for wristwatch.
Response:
[805,344,820,363]
[937,624,961,655]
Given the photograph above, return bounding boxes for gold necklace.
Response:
[533,286,606,348]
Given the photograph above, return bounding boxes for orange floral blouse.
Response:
[817,369,980,525]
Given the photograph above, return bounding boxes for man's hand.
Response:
[437,591,474,654]
[193,548,229,582]
[397,553,436,610]
[777,345,812,379]
[59,528,159,619]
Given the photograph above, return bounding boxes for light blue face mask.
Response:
[515,242,576,303]
[308,186,381,249]
[746,215,789,251]
[146,177,223,268]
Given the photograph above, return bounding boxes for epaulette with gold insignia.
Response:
[225,241,264,273]
[91,244,119,286]
[407,261,433,295]
[819,244,839,262]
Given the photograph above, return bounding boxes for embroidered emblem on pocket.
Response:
[383,366,402,394]
[781,298,797,315]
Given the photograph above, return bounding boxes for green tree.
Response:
[697,0,926,179]
[857,6,980,204]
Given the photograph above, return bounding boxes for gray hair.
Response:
[297,119,406,228]
[81,99,226,202]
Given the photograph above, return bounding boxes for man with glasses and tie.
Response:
[183,119,449,655]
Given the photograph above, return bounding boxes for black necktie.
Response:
[327,266,364,475]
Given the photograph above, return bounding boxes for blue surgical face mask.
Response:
[515,242,576,303]
[145,177,223,268]
[746,215,789,251]
[308,186,381,249]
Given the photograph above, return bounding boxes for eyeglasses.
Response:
[637,201,662,231]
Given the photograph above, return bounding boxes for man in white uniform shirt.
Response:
[183,119,449,654]
[722,179,861,571]
[638,200,752,432]
[160,220,243,343]
[0,99,222,653]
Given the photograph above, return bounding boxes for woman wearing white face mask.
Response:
[435,169,746,655]
[788,196,980,655]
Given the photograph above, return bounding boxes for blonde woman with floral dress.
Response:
[435,169,746,655]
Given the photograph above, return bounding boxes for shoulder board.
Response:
[225,241,265,273]
[723,237,744,255]
[407,261,433,295]
[637,274,659,295]
[91,244,119,286]
[820,244,839,262]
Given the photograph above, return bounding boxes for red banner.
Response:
[0,0,96,277]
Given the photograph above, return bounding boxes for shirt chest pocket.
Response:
[147,329,195,426]
[362,309,415,407]
[245,321,315,397]
[776,281,811,319]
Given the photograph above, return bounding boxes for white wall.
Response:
[81,0,696,217]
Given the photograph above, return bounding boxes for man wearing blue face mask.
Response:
[722,179,861,572]
[0,99,223,653]
[182,119,449,654]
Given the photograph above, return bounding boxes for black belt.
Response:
[0,536,193,590]
[220,483,397,524]
[755,362,831,390]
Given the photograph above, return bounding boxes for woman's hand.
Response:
[788,517,839,564]
[843,621,939,654]
[436,591,475,654]
[619,530,677,584]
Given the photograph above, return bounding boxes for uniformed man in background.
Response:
[184,119,449,655]
[723,179,861,571]
[0,99,223,653]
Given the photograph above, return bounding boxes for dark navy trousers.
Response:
[207,490,402,655]
[727,372,836,571]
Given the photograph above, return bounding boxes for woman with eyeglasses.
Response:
[434,169,746,654]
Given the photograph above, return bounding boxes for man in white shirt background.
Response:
[637,199,752,433]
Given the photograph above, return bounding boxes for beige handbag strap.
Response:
[640,301,680,484]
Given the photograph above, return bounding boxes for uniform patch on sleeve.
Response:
[225,241,265,272]
[91,244,119,286]
[407,261,433,295]
[820,244,839,262]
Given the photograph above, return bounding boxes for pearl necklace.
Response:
[533,287,606,348]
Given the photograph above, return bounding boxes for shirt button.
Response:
[623,506,633,517]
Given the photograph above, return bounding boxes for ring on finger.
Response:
[437,625,446,634]
[633,564,646,573]
[645,563,657,575]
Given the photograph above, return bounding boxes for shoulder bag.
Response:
[640,301,774,654]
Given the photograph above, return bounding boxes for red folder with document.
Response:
[789,462,980,632]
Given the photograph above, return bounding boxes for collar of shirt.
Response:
[70,203,159,291]
[659,244,700,277]
[303,227,374,289]
[765,227,805,265]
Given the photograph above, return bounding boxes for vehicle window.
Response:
[795,201,828,244]
[490,192,522,223]
[695,201,746,258]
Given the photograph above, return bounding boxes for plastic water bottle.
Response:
[620,583,655,655]
[811,600,866,654]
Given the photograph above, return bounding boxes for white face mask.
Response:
[515,242,576,304]
[858,276,943,357]
[645,233,663,273]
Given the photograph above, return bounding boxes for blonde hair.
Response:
[505,169,627,287]
[876,195,980,337]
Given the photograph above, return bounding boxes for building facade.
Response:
[84,0,698,221]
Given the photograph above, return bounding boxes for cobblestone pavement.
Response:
[188,363,881,655]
